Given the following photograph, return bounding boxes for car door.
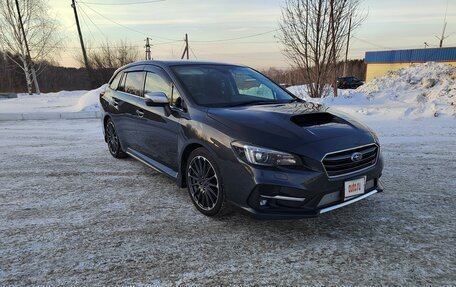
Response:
[103,71,132,147]
[353,77,362,88]
[134,66,182,172]
[112,67,146,151]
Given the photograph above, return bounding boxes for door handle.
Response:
[136,109,144,118]
[112,99,119,107]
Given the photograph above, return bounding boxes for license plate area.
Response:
[344,177,366,200]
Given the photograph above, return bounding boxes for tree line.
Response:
[0,36,141,92]
[0,51,123,93]
[261,59,366,88]
[1,0,365,97]
[0,51,366,93]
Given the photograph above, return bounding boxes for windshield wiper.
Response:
[228,100,280,107]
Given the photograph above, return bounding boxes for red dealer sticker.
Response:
[344,177,366,199]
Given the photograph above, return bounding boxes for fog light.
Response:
[259,199,268,206]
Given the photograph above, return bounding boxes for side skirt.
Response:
[126,148,178,180]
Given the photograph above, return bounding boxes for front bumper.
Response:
[318,189,378,214]
[222,154,384,219]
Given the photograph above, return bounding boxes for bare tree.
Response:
[0,0,61,94]
[279,0,364,98]
[77,40,140,70]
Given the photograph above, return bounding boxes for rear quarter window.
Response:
[109,72,123,90]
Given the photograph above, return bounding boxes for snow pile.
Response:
[0,85,107,114]
[0,90,87,113]
[75,84,107,112]
[289,62,456,119]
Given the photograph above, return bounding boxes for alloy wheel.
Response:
[106,121,119,155]
[187,156,220,211]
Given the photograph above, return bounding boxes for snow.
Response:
[0,62,455,285]
[288,62,456,120]
[0,84,107,113]
[0,117,455,285]
[0,90,86,113]
[74,84,107,112]
[0,62,455,122]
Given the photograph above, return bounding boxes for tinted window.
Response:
[124,72,144,96]
[233,73,274,99]
[172,65,294,107]
[144,72,180,105]
[109,72,122,90]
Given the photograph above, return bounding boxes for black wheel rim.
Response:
[188,156,219,211]
[106,122,119,155]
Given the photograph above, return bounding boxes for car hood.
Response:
[207,102,376,159]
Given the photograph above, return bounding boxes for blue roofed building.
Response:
[365,47,456,81]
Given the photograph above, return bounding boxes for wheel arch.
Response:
[179,141,220,188]
[179,143,203,188]
[103,114,111,127]
[103,115,111,142]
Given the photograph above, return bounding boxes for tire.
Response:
[186,148,230,217]
[105,118,128,159]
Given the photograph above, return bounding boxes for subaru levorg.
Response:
[100,60,384,219]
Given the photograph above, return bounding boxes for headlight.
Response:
[231,142,302,166]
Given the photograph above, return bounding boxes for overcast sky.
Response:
[51,0,455,69]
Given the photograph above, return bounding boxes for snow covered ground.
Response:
[0,62,455,285]
[0,85,106,114]
[0,118,454,285]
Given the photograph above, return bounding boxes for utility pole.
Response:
[145,37,152,60]
[71,0,94,88]
[181,33,189,60]
[437,22,448,48]
[15,0,40,95]
[329,0,337,97]
[436,0,449,48]
[343,13,352,77]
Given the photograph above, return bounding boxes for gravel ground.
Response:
[0,118,455,286]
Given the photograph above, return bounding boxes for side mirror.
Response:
[144,92,169,106]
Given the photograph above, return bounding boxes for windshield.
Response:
[171,65,296,107]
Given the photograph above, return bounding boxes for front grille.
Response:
[322,144,379,178]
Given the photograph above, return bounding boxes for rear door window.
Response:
[124,72,145,97]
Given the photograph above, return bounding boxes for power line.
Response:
[68,4,182,49]
[191,40,279,45]
[76,2,109,41]
[77,1,181,41]
[73,2,280,45]
[77,3,97,43]
[154,40,183,46]
[79,0,165,5]
[190,29,280,43]
[190,47,198,60]
[47,43,171,50]
[352,36,392,50]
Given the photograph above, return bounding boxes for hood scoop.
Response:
[290,112,346,127]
